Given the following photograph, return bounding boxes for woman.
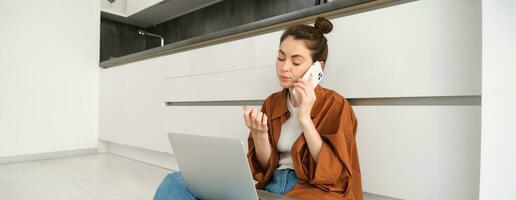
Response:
[244,17,362,200]
[153,17,362,200]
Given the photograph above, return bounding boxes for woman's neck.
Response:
[287,88,298,108]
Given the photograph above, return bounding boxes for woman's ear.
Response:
[320,61,325,70]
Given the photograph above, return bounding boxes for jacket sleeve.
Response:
[246,97,278,189]
[306,97,358,192]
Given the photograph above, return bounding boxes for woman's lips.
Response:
[280,76,290,80]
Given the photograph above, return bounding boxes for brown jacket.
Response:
[247,84,363,200]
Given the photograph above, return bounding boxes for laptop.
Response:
[167,132,296,200]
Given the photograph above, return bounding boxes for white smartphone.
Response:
[291,61,324,97]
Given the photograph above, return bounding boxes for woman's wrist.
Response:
[251,131,269,140]
[297,116,313,127]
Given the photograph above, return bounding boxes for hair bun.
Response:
[314,17,333,34]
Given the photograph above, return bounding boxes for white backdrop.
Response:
[0,0,100,157]
[480,0,516,199]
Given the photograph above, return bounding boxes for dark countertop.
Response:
[100,0,406,68]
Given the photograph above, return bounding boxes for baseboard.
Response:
[363,192,401,200]
[0,140,178,170]
[0,148,98,165]
[102,140,179,171]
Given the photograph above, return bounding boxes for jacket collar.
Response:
[270,84,325,120]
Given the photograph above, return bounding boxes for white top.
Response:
[277,93,303,170]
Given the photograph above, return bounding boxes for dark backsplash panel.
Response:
[100,18,160,62]
[148,0,315,45]
[100,0,316,62]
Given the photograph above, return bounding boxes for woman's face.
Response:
[276,36,318,89]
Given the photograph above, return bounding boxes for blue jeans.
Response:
[153,168,298,200]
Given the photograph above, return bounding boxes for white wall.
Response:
[480,0,516,199]
[100,0,481,199]
[0,0,100,157]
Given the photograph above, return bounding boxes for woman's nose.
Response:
[280,65,291,73]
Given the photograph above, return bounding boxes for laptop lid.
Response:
[167,132,259,200]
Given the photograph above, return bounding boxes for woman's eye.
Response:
[293,63,301,66]
[277,58,285,61]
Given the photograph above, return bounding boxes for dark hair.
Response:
[280,16,333,64]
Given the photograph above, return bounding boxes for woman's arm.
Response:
[251,131,272,169]
[292,76,323,161]
[245,101,279,188]
[298,117,323,162]
[244,106,272,169]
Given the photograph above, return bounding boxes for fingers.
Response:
[244,107,257,128]
[295,77,309,88]
[261,113,268,129]
[294,77,315,96]
[255,111,268,129]
[294,87,305,104]
[243,106,252,127]
[243,106,268,132]
[294,82,309,97]
[250,108,258,128]
[290,89,299,106]
[297,76,311,86]
[255,111,263,128]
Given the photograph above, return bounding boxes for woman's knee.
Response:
[160,172,182,187]
[154,171,197,200]
[154,171,184,199]
[166,171,182,179]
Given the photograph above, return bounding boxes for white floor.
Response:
[0,153,171,200]
[0,153,396,200]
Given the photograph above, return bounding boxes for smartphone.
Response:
[291,61,324,97]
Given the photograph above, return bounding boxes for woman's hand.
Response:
[291,76,323,161]
[243,106,271,169]
[291,75,317,121]
[243,106,269,138]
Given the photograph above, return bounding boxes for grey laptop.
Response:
[167,132,295,200]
